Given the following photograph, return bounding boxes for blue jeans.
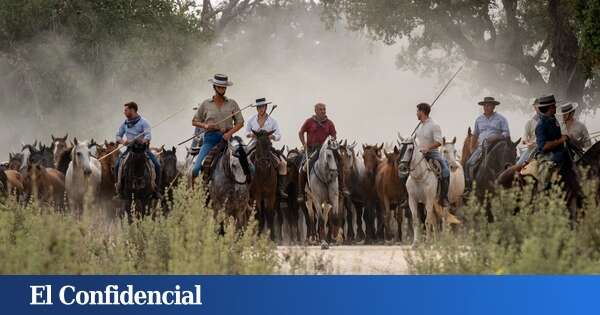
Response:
[192,131,223,177]
[115,149,160,184]
[425,150,450,178]
[465,146,483,185]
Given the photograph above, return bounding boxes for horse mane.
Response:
[57,147,73,174]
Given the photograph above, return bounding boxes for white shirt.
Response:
[245,114,282,141]
[415,118,443,152]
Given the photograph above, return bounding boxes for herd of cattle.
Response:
[1,129,599,246]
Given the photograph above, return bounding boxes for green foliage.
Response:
[0,185,279,274]
[575,0,600,69]
[406,180,600,274]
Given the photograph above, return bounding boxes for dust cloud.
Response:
[1,6,597,160]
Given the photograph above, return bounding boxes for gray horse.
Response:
[208,136,252,231]
[305,137,341,246]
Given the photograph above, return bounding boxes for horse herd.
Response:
[2,128,600,246]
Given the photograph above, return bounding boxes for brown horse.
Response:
[51,134,70,168]
[3,169,24,195]
[96,141,120,203]
[362,144,384,243]
[284,148,304,244]
[375,146,412,243]
[249,130,279,241]
[461,127,478,167]
[28,161,65,210]
[338,140,362,243]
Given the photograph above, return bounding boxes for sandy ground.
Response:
[277,245,412,274]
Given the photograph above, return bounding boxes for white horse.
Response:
[441,137,465,207]
[305,137,341,245]
[65,138,102,215]
[398,138,460,246]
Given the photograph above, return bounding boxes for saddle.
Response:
[520,154,559,191]
[116,151,157,195]
[201,140,228,186]
[425,157,444,199]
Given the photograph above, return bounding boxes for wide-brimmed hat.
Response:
[209,74,233,87]
[252,97,272,107]
[536,94,556,108]
[478,96,500,106]
[559,102,578,115]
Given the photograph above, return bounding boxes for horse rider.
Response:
[114,101,160,192]
[535,95,581,198]
[191,74,245,180]
[297,102,348,202]
[517,98,541,166]
[415,102,450,207]
[464,96,510,192]
[245,98,288,198]
[560,102,591,152]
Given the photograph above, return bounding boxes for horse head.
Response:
[442,137,460,169]
[72,138,94,176]
[397,139,417,180]
[159,146,179,185]
[228,136,251,184]
[362,144,382,178]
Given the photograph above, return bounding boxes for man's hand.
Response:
[205,122,218,131]
[223,131,233,141]
[419,148,429,154]
[120,139,129,146]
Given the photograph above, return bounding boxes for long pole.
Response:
[98,105,189,161]
[409,64,464,138]
[177,103,254,146]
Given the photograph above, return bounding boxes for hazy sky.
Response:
[1,7,598,160]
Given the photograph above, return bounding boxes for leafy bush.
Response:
[0,185,279,274]
[406,179,600,274]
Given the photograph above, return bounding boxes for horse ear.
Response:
[513,138,521,147]
[252,129,258,136]
[172,146,176,153]
[442,137,446,145]
[64,133,68,141]
[104,140,109,147]
[467,127,472,136]
[452,137,456,144]
[73,138,78,146]
[51,135,56,141]
[394,146,399,154]
[343,139,348,147]
[377,143,384,151]
[362,144,367,151]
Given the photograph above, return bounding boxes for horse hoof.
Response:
[320,241,329,250]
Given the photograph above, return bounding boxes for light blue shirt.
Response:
[116,116,152,142]
[473,112,510,145]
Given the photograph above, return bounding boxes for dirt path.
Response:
[277,245,412,274]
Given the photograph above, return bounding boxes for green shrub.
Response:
[0,185,278,274]
[406,179,600,274]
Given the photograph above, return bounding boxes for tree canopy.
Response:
[323,0,600,109]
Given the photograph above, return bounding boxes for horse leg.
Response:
[382,197,392,243]
[408,197,420,247]
[404,206,414,244]
[394,206,403,243]
[424,199,437,242]
[376,201,385,242]
[344,196,354,243]
[363,202,376,244]
[266,198,277,242]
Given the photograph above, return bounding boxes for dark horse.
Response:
[158,146,179,214]
[338,140,365,243]
[249,130,279,241]
[285,148,304,244]
[578,141,600,201]
[470,139,520,220]
[119,141,157,221]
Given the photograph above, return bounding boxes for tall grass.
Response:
[406,179,600,274]
[0,186,278,274]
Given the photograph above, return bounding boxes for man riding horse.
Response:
[114,101,160,194]
[517,98,541,166]
[297,102,347,202]
[245,97,288,198]
[464,96,511,192]
[414,102,450,207]
[535,95,582,196]
[191,74,245,181]
[560,102,591,153]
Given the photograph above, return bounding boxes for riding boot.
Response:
[277,175,288,199]
[297,166,307,203]
[441,177,450,207]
